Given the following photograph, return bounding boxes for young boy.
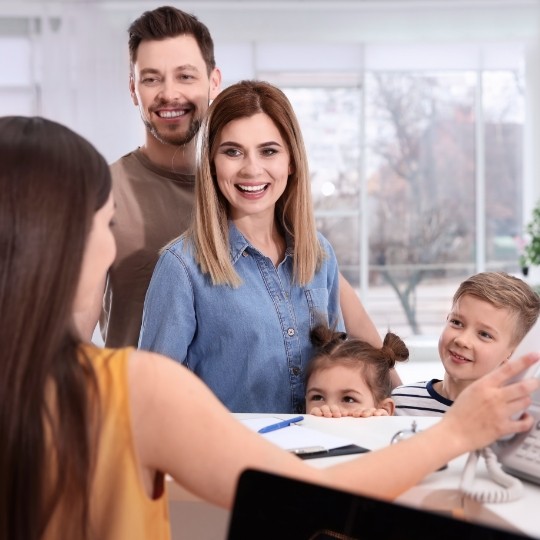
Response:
[305,325,409,418]
[391,272,540,416]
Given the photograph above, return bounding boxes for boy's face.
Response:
[130,35,221,147]
[438,294,516,385]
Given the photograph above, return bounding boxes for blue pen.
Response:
[258,416,304,434]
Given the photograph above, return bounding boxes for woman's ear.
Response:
[379,397,395,416]
[288,162,295,176]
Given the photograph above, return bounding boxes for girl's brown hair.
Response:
[306,325,409,406]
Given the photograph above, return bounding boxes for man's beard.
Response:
[144,114,202,147]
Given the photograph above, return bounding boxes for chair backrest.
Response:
[227,469,529,540]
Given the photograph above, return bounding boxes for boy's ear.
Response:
[379,397,395,416]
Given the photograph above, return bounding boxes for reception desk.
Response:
[168,414,540,539]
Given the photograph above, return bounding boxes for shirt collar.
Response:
[228,220,294,265]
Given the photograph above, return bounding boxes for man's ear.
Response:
[130,75,138,106]
[379,397,395,416]
[209,68,222,100]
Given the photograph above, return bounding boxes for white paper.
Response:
[240,417,358,452]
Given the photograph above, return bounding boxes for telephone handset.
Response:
[459,318,540,502]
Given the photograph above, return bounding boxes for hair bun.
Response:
[382,332,409,368]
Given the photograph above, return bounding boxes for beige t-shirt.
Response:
[101,149,194,347]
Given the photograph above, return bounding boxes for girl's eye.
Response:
[342,396,357,404]
[479,331,493,340]
[449,319,462,327]
[309,394,324,402]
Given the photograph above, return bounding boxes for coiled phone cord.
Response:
[460,447,523,503]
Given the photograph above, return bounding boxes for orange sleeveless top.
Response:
[44,346,171,540]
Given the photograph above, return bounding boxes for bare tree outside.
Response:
[285,70,524,336]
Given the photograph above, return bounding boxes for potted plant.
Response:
[520,200,540,293]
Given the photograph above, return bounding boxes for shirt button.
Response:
[242,251,249,257]
[287,328,295,337]
[291,366,301,376]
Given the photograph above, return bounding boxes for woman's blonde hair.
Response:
[187,80,325,287]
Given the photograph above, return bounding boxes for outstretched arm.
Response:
[129,348,540,509]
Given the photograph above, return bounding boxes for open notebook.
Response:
[240,416,369,459]
[227,469,530,540]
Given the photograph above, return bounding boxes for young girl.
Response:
[306,326,409,417]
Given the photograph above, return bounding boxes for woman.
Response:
[1,116,539,540]
[139,81,344,413]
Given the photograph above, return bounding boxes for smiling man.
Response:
[100,7,221,347]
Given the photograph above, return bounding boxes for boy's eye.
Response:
[449,318,462,327]
[479,331,493,340]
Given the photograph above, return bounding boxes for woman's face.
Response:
[73,193,116,324]
[213,112,291,222]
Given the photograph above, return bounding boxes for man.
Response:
[100,6,386,372]
[100,6,220,347]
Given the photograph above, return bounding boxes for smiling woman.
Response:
[139,80,343,414]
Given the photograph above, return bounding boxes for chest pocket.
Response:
[304,288,329,330]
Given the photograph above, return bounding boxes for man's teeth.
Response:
[238,184,267,192]
[157,110,186,118]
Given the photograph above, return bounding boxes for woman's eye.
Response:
[261,147,278,156]
[223,148,241,157]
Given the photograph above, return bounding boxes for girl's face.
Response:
[306,363,380,412]
[73,193,116,327]
[213,112,291,222]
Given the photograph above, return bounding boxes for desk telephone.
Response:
[491,317,540,485]
[458,318,540,503]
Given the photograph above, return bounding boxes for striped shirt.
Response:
[391,379,452,416]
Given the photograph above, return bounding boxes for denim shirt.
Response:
[139,222,343,413]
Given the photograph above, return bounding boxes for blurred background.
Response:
[2,0,540,380]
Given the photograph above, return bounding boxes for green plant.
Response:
[520,200,540,280]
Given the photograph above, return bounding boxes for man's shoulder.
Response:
[109,149,141,176]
